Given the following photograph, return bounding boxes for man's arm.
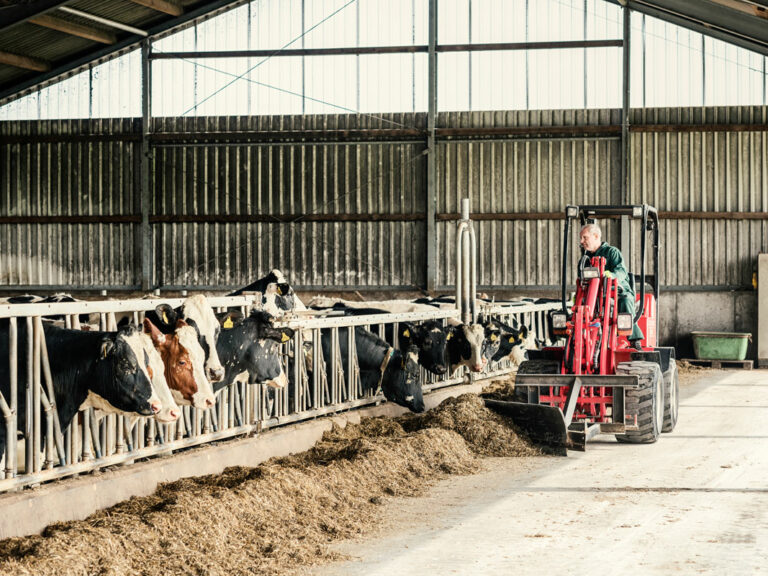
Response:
[604,246,631,293]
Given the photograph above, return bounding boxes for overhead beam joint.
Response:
[0,51,51,72]
[126,0,183,16]
[29,14,117,44]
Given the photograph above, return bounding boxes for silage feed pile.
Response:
[0,394,539,576]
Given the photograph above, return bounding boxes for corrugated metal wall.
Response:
[0,119,140,287]
[628,106,768,288]
[1,107,767,291]
[151,114,426,289]
[436,109,622,288]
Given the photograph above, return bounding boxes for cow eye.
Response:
[424,338,432,347]
[179,360,186,366]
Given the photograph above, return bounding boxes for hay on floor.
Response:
[0,393,540,576]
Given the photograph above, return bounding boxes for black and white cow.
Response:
[0,321,160,458]
[322,325,424,413]
[215,310,295,393]
[228,270,297,316]
[145,295,225,383]
[315,303,449,376]
[489,318,536,367]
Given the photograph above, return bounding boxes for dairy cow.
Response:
[215,310,295,392]
[140,317,215,409]
[314,303,449,376]
[228,270,297,316]
[322,325,424,413]
[145,295,225,384]
[0,321,160,458]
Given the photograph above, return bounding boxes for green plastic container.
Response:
[691,331,751,361]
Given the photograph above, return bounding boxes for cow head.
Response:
[92,323,160,417]
[398,320,448,375]
[447,323,487,373]
[138,327,181,423]
[219,310,294,388]
[143,318,214,409]
[493,324,534,367]
[155,295,225,383]
[380,344,424,413]
[481,319,502,362]
[261,274,296,317]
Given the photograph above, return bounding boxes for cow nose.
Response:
[434,366,447,375]
[169,409,180,420]
[209,367,225,382]
[204,396,215,408]
[150,400,162,414]
[472,363,484,372]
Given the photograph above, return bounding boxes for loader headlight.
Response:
[582,267,600,279]
[566,206,579,219]
[551,313,567,329]
[617,313,633,331]
[632,206,644,218]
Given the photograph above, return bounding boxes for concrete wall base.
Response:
[0,382,484,540]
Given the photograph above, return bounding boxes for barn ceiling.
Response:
[0,0,246,103]
[0,0,767,106]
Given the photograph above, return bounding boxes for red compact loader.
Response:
[486,205,679,454]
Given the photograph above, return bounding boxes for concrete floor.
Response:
[311,368,768,576]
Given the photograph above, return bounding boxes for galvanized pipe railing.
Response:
[455,197,477,325]
[0,296,557,493]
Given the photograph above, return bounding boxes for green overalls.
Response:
[586,242,644,342]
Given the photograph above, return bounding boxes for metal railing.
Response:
[0,296,558,492]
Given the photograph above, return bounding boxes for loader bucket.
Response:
[484,398,569,456]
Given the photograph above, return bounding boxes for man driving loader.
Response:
[579,223,644,349]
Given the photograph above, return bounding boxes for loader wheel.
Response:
[614,361,663,444]
[662,358,679,433]
[514,359,560,403]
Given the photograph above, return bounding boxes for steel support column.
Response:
[426,0,438,292]
[140,39,152,291]
[620,4,631,255]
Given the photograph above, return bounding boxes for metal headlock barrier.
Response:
[0,199,559,493]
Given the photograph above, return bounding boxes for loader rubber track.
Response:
[615,361,663,444]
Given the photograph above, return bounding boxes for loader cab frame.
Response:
[561,204,660,328]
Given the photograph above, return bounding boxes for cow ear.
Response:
[100,338,115,359]
[219,310,243,330]
[279,327,295,343]
[143,318,166,345]
[520,326,529,338]
[399,322,415,341]
[155,304,175,327]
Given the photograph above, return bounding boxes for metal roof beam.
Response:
[126,0,183,16]
[0,1,73,33]
[0,51,51,72]
[58,7,148,36]
[605,0,768,56]
[28,13,117,44]
[707,0,768,20]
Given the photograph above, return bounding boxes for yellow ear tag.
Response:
[277,286,283,295]
[508,336,516,344]
[403,329,410,338]
[490,334,497,342]
[162,311,169,324]
[446,332,452,341]
[223,317,234,329]
[281,333,291,343]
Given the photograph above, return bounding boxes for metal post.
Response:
[32,318,41,473]
[620,4,631,255]
[8,318,17,477]
[426,0,438,292]
[456,198,476,325]
[25,317,33,473]
[140,39,153,291]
